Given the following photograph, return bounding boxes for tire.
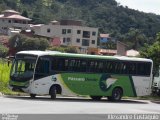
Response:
[90,96,102,101]
[108,88,123,101]
[50,86,56,100]
[30,94,36,98]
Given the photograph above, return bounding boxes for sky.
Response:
[115,0,160,15]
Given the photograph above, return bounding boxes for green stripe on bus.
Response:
[129,76,137,97]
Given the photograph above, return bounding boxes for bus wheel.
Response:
[108,87,123,101]
[30,94,36,98]
[90,96,102,101]
[50,86,56,100]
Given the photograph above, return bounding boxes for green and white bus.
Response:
[9,50,153,101]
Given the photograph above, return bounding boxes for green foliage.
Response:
[122,28,147,50]
[9,34,49,52]
[1,0,160,49]
[48,45,77,53]
[0,59,12,94]
[0,44,8,58]
[20,0,38,4]
[140,32,160,71]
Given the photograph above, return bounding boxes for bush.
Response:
[0,59,12,94]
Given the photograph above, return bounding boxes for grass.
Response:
[0,59,13,94]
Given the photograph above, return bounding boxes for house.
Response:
[99,34,111,43]
[0,10,31,35]
[32,20,98,54]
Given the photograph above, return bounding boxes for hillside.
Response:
[1,0,160,49]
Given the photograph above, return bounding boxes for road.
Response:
[0,95,160,114]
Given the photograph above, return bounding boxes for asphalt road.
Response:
[0,95,160,114]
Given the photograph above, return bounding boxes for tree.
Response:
[9,34,49,53]
[122,28,147,50]
[20,0,38,4]
[140,32,160,72]
[22,10,28,18]
[0,44,8,58]
[48,46,77,53]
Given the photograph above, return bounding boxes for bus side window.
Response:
[137,63,146,75]
[58,58,65,71]
[68,59,75,71]
[115,62,120,74]
[80,60,87,72]
[88,61,94,72]
[144,63,151,75]
[51,58,58,71]
[104,61,110,73]
[74,59,80,72]
[97,61,103,73]
[109,61,114,73]
[35,58,50,80]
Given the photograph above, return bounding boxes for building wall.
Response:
[33,24,98,48]
[0,19,30,29]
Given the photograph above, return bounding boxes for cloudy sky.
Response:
[115,0,160,15]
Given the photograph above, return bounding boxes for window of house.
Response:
[67,38,71,42]
[23,21,27,24]
[83,31,90,38]
[62,29,66,34]
[14,20,17,23]
[8,20,11,23]
[67,29,71,33]
[82,39,89,46]
[92,31,96,36]
[92,40,95,44]
[63,38,66,43]
[47,28,51,33]
[77,30,81,34]
[76,39,80,43]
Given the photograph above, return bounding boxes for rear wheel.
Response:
[107,87,123,101]
[90,96,102,101]
[30,94,36,98]
[50,86,56,100]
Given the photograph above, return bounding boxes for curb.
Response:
[151,100,160,104]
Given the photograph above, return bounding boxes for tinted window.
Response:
[35,57,50,80]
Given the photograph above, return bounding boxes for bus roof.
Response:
[17,50,152,62]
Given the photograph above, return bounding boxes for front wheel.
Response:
[90,96,102,101]
[50,86,56,100]
[107,88,123,101]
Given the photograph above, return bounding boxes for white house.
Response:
[32,20,98,53]
[0,10,31,35]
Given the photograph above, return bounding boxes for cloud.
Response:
[116,0,160,15]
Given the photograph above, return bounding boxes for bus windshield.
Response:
[10,55,37,81]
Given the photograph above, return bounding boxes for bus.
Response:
[9,50,153,101]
